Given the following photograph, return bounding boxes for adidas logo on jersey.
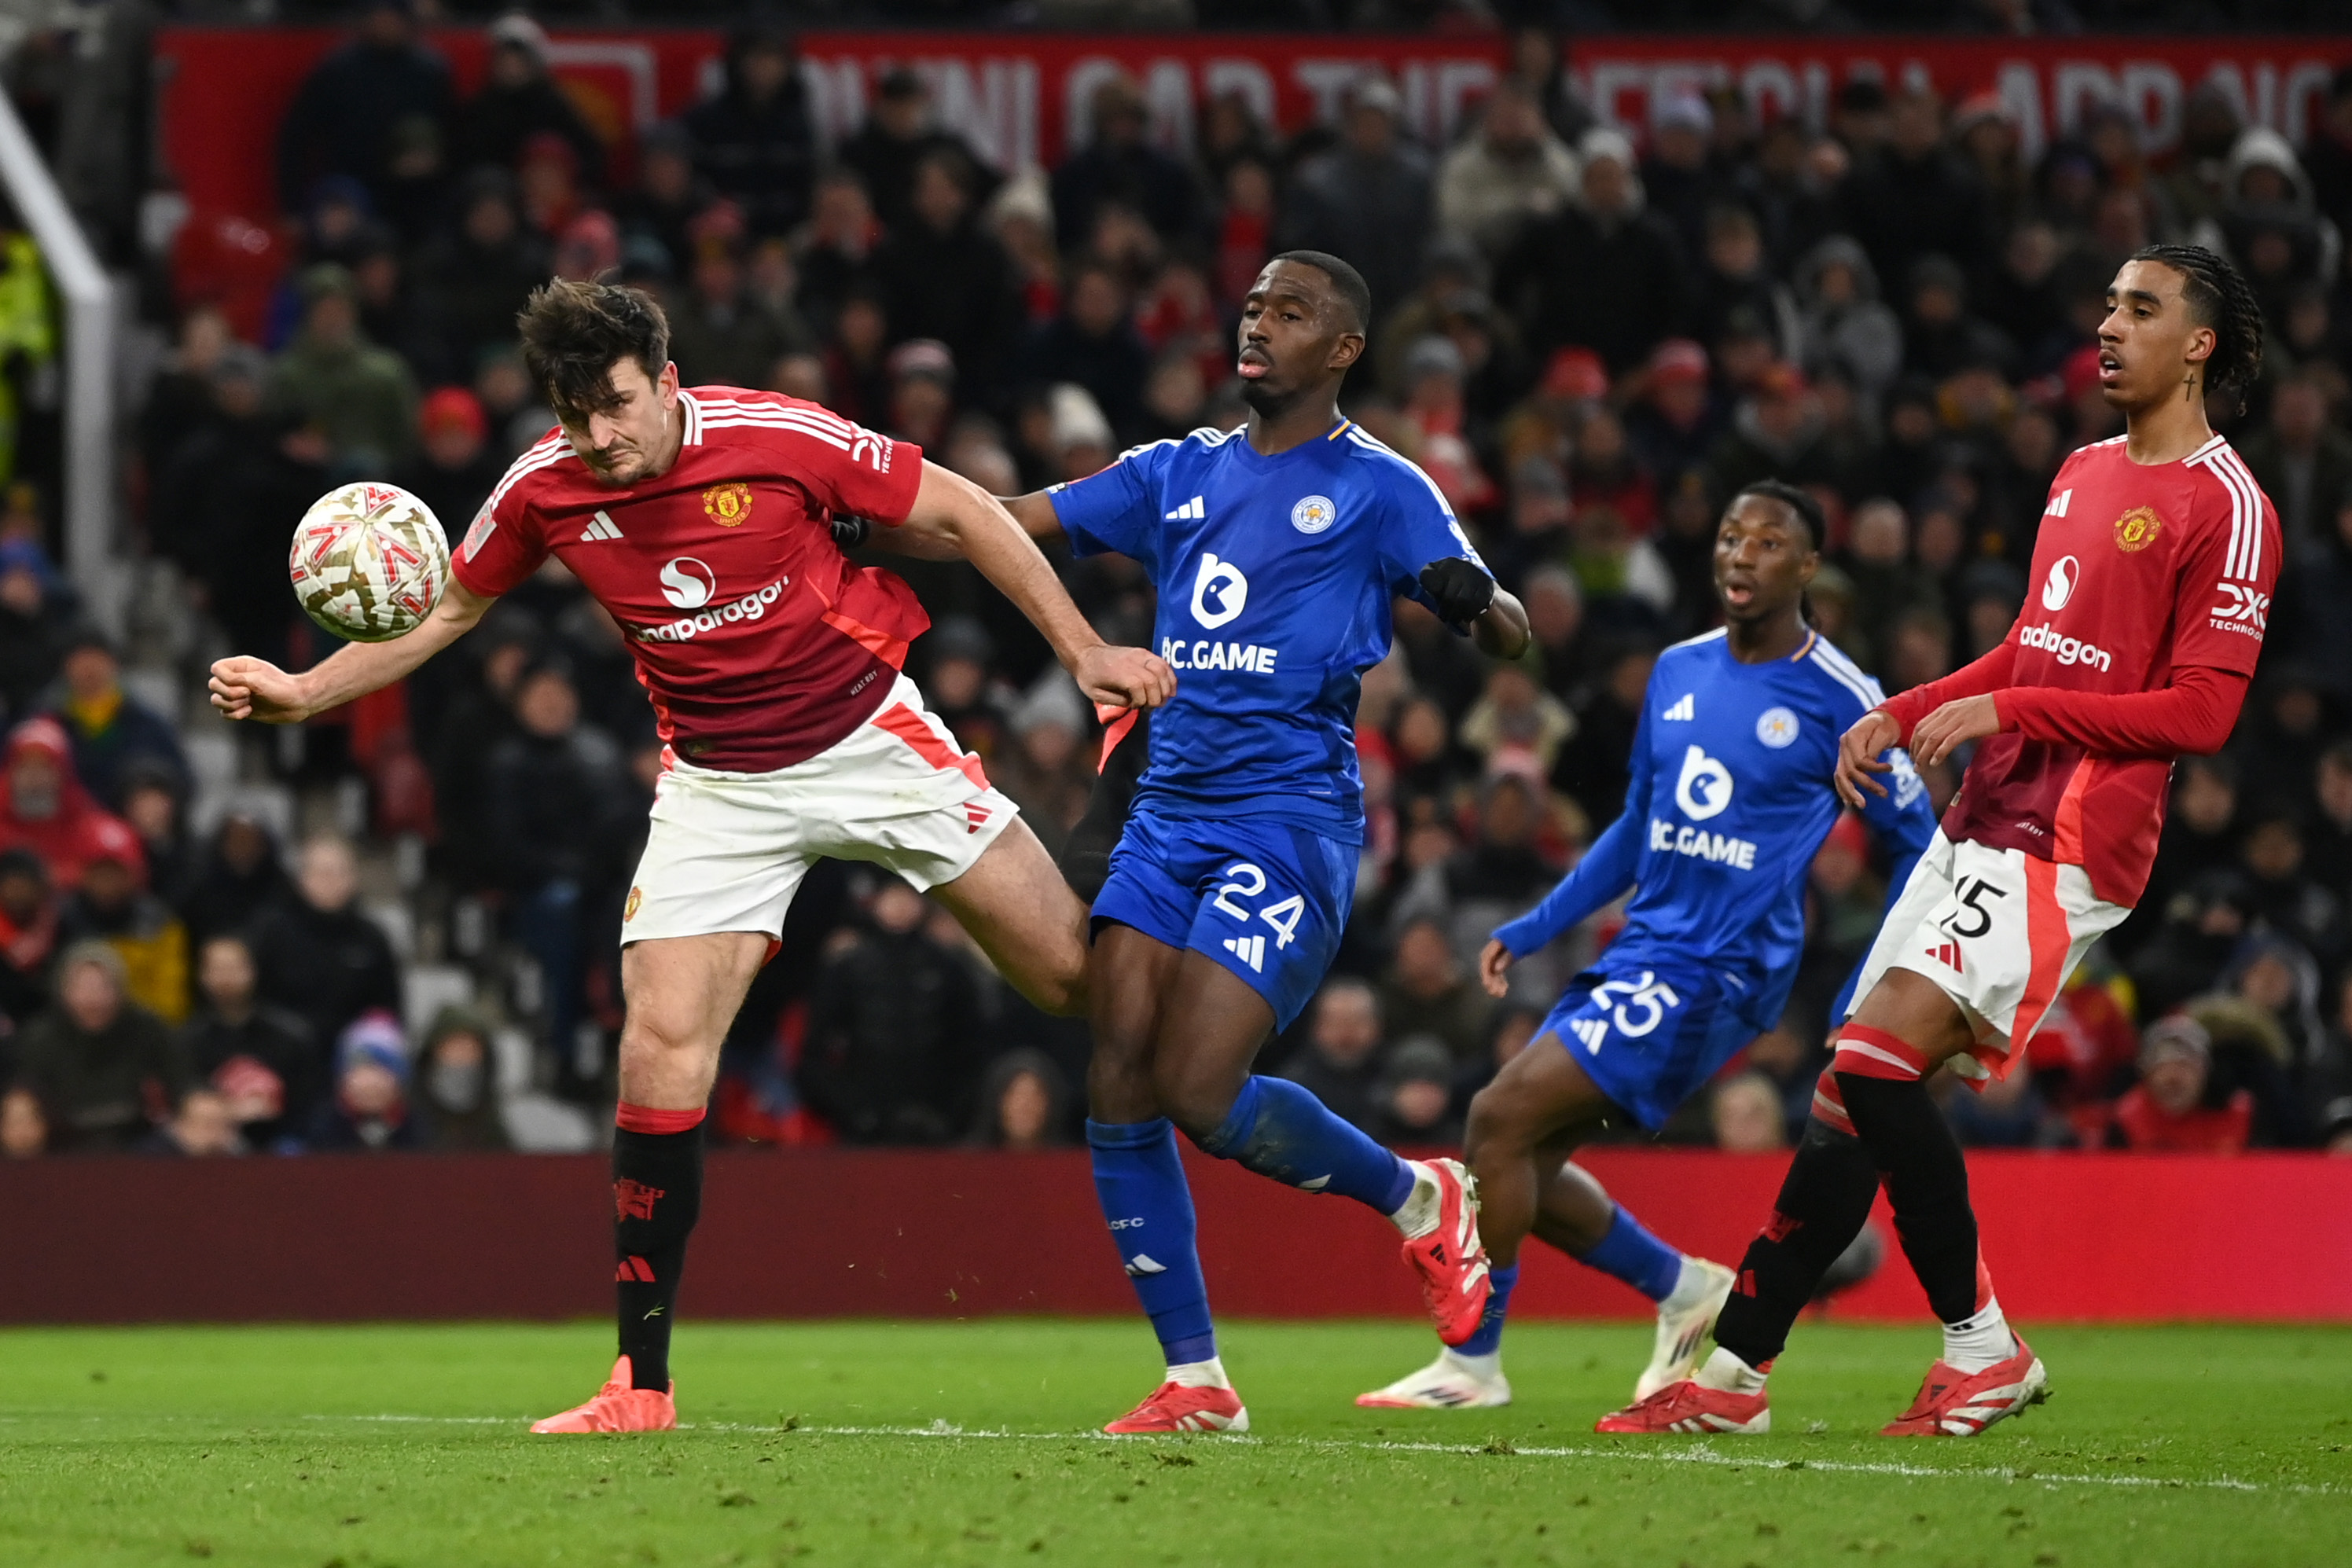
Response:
[579,509,623,542]
[1663,694,1695,722]
[1223,934,1266,972]
[2045,487,2072,518]
[1165,495,1205,520]
[1568,1016,1609,1054]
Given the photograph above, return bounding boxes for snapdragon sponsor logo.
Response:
[638,579,787,642]
[2017,621,2112,670]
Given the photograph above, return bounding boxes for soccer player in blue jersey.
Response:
[1358,480,1938,1414]
[990,252,1531,1432]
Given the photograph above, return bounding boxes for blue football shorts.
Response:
[1090,810,1356,1031]
[1538,957,1765,1131]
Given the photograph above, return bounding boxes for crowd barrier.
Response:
[5,1147,2346,1324]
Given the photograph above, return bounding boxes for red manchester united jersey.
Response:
[1946,432,2279,905]
[450,387,928,771]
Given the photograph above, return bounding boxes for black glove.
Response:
[1419,556,1497,627]
[829,512,873,551]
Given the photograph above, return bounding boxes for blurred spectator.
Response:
[1280,978,1384,1133]
[1696,205,1799,367]
[6,942,186,1154]
[482,660,634,1064]
[416,171,549,390]
[1380,916,1494,1066]
[1052,75,1200,253]
[2197,127,2341,338]
[989,673,1093,858]
[968,1046,1071,1151]
[1278,77,1434,321]
[2109,1016,2252,1154]
[1371,1035,1461,1148]
[138,1088,245,1159]
[1498,128,1688,374]
[0,717,144,893]
[427,608,538,888]
[119,767,193,914]
[1939,1059,2060,1148]
[307,1011,420,1152]
[1711,1070,1788,1153]
[448,14,604,189]
[414,1005,509,1152]
[682,24,819,237]
[274,0,452,217]
[1435,81,1579,259]
[47,631,186,812]
[2239,368,2352,564]
[881,340,957,450]
[2238,812,2344,970]
[1839,88,1990,299]
[792,169,883,337]
[1899,254,2017,382]
[178,933,318,1152]
[872,150,1023,403]
[267,265,420,477]
[394,388,504,536]
[839,67,995,237]
[0,1085,41,1157]
[178,806,291,953]
[1016,261,1152,441]
[248,833,402,1059]
[0,533,67,720]
[0,846,57,1026]
[1458,664,1574,778]
[798,877,982,1145]
[1795,236,1902,400]
[666,211,809,391]
[612,123,714,281]
[58,849,188,1026]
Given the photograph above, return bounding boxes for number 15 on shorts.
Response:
[1566,971,1683,1056]
[1211,861,1306,974]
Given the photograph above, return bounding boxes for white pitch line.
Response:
[277,1414,2346,1499]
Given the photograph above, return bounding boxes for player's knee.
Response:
[1151,1059,1237,1144]
[1463,1085,1534,1162]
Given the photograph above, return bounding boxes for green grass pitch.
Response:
[2,1320,2346,1566]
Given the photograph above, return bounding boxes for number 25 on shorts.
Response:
[1212,861,1306,949]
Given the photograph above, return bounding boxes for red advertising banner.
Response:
[155,27,2352,230]
[1567,34,2352,163]
[153,27,1509,224]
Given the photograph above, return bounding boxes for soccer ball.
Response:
[288,482,450,642]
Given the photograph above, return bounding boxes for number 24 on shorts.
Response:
[1212,862,1307,949]
[1566,972,1684,1056]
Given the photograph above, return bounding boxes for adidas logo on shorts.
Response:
[1223,934,1266,972]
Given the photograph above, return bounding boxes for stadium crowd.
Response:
[4,6,2352,1161]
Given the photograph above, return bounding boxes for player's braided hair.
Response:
[1729,479,1826,629]
[2126,244,2265,412]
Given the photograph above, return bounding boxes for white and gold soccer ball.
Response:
[287,482,450,642]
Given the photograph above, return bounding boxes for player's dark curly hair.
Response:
[516,278,671,419]
[1728,479,1826,628]
[2126,244,2265,412]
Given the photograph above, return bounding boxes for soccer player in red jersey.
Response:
[208,281,1171,1432]
[1600,244,2280,1438]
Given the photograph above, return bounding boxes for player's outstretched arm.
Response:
[847,491,1065,562]
[208,576,495,724]
[899,461,1172,710]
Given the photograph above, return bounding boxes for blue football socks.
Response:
[1455,1261,1520,1357]
[1196,1074,1417,1214]
[1088,1118,1216,1366]
[1578,1204,1685,1302]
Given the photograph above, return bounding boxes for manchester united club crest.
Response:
[702,482,754,527]
[2113,505,2165,553]
[624,886,643,922]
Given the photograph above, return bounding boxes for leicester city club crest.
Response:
[1755,706,1799,748]
[1291,494,1337,534]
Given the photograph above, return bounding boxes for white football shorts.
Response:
[1847,829,2130,1084]
[621,674,1017,945]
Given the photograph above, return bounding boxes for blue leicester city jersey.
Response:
[1050,420,1483,843]
[1498,627,1937,1029]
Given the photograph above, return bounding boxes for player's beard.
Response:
[1240,375,1308,420]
